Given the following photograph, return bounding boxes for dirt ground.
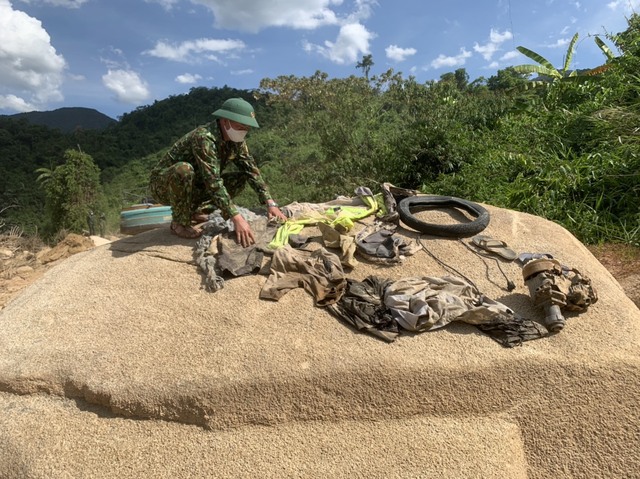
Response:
[1,232,639,311]
[0,233,117,310]
[586,242,640,309]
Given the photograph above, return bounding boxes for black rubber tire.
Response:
[398,195,490,237]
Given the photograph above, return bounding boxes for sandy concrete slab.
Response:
[0,392,528,479]
[0,204,638,478]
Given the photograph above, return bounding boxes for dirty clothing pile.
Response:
[192,185,598,348]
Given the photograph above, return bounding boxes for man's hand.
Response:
[267,205,287,222]
[231,214,256,248]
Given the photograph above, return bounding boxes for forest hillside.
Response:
[0,15,638,248]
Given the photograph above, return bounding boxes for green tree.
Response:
[440,68,469,91]
[356,54,374,80]
[486,67,530,91]
[39,148,104,236]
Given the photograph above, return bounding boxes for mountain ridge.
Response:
[1,107,117,133]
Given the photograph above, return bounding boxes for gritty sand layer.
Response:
[0,204,638,478]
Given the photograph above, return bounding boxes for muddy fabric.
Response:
[355,222,420,264]
[282,198,367,221]
[269,187,378,249]
[327,276,399,342]
[280,187,377,221]
[194,236,224,292]
[214,217,278,277]
[328,275,549,347]
[475,317,549,348]
[378,182,421,224]
[383,276,514,331]
[317,222,358,269]
[287,234,311,248]
[195,211,277,292]
[260,245,347,306]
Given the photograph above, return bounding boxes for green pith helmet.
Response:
[212,98,260,128]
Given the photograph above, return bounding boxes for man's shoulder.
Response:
[190,123,215,137]
[175,123,217,145]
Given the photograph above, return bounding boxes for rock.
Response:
[90,235,112,247]
[38,233,95,264]
[0,205,638,478]
[14,266,33,276]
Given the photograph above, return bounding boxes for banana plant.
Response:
[513,33,579,87]
[513,33,617,87]
[593,36,616,61]
[584,36,616,76]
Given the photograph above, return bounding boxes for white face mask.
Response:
[223,121,248,142]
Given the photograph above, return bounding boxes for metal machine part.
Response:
[522,258,569,332]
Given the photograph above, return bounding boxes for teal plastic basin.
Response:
[120,204,172,235]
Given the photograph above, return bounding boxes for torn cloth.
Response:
[355,222,420,264]
[260,245,347,306]
[195,211,278,292]
[326,276,399,342]
[384,275,514,332]
[328,275,549,347]
[269,186,379,249]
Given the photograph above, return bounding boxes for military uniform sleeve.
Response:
[235,142,273,205]
[191,128,240,219]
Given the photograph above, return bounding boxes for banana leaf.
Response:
[516,46,558,74]
[562,33,579,74]
[594,37,616,60]
[512,63,559,78]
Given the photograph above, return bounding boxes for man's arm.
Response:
[192,128,240,219]
[235,143,286,222]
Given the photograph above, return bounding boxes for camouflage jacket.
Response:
[152,122,272,219]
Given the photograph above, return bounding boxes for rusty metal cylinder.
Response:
[523,258,567,332]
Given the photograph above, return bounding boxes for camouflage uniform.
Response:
[149,122,273,226]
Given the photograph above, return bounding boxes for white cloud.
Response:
[0,0,66,112]
[430,48,472,69]
[231,69,253,75]
[607,0,640,9]
[102,69,150,104]
[18,0,88,7]
[346,0,375,23]
[473,28,513,61]
[175,73,202,84]
[145,38,246,62]
[144,0,179,9]
[500,50,520,61]
[385,44,417,62]
[190,0,344,33]
[308,22,374,64]
[0,94,37,112]
[150,1,378,68]
[545,38,570,48]
[489,29,512,44]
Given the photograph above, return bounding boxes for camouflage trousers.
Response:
[149,162,248,225]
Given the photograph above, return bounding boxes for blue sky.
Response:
[1,0,638,120]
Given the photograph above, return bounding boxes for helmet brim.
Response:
[212,109,260,128]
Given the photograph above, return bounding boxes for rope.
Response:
[417,236,516,293]
[417,236,481,294]
[458,239,516,291]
